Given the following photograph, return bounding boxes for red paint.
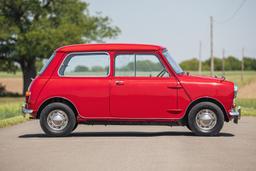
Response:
[26,44,235,123]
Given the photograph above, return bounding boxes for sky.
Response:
[85,0,256,63]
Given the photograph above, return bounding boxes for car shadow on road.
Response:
[19,131,234,138]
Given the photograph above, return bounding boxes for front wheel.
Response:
[188,102,224,136]
[40,102,77,137]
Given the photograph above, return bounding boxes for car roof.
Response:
[57,43,164,52]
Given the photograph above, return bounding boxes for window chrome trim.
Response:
[39,51,56,75]
[57,51,111,78]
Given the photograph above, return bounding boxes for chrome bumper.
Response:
[229,106,241,124]
[22,104,33,117]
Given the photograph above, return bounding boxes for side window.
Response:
[115,54,135,76]
[59,53,110,77]
[115,54,169,77]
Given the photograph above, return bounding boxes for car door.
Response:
[52,52,111,118]
[110,52,179,119]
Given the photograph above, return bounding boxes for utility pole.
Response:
[198,41,202,74]
[241,48,244,82]
[210,16,214,76]
[222,48,225,75]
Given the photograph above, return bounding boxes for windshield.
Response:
[162,49,183,74]
[38,52,55,75]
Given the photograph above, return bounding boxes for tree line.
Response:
[180,56,256,71]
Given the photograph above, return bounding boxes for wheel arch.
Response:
[36,97,79,119]
[183,97,229,122]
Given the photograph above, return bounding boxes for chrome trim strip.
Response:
[78,115,182,120]
[57,51,111,78]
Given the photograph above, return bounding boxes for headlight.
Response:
[234,84,238,98]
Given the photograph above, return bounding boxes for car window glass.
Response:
[136,54,166,77]
[115,54,169,77]
[115,54,135,76]
[59,53,110,76]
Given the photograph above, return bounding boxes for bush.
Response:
[0,83,6,96]
[0,83,21,97]
[224,56,241,70]
[180,58,199,71]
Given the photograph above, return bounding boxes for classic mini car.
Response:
[22,44,240,136]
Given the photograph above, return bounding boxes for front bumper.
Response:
[22,104,33,118]
[229,106,241,124]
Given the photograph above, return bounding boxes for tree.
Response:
[136,60,162,71]
[0,60,19,73]
[180,58,199,71]
[74,65,89,72]
[0,0,120,95]
[91,66,104,72]
[203,57,222,71]
[244,57,256,70]
[224,56,241,70]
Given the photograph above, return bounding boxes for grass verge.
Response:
[0,97,29,128]
[0,97,24,120]
[0,115,30,128]
[236,98,256,116]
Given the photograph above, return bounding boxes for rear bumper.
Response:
[229,106,241,124]
[22,104,33,118]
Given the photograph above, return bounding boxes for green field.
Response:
[0,97,23,120]
[236,99,256,116]
[0,97,29,128]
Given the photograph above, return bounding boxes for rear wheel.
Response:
[188,102,224,136]
[40,102,76,137]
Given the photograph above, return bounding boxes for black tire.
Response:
[73,122,78,131]
[188,102,224,136]
[40,102,76,137]
[186,124,191,130]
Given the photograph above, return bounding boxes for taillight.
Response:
[25,91,31,103]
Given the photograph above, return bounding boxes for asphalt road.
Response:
[0,117,256,171]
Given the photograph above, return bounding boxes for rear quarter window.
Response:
[59,52,110,77]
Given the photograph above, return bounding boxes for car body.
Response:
[22,43,240,136]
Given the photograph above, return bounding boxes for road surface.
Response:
[0,117,256,171]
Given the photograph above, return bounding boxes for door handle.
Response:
[167,84,182,89]
[115,80,124,85]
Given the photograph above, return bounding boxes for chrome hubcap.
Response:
[47,110,68,131]
[195,109,217,132]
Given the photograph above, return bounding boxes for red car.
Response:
[22,44,240,136]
